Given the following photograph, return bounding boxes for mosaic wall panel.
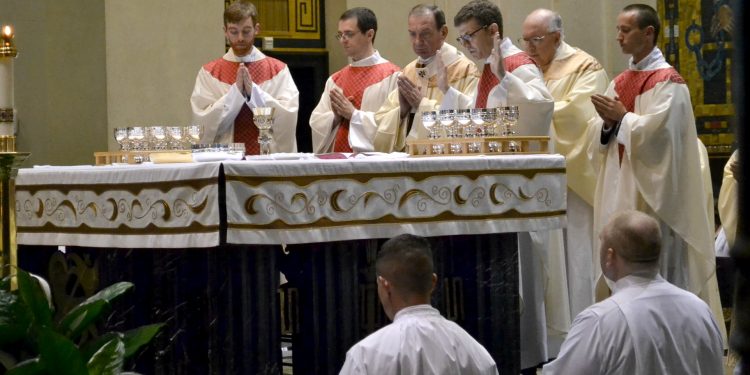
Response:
[660,0,736,154]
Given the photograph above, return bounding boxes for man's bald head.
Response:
[601,210,662,268]
[521,9,563,67]
[524,8,562,35]
[376,234,434,297]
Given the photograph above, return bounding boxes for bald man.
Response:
[543,210,724,374]
[521,9,609,325]
[339,234,498,374]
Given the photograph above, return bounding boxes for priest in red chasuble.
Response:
[310,8,400,153]
[190,1,299,154]
[590,3,726,345]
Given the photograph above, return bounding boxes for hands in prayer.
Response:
[488,32,506,80]
[236,63,253,98]
[591,94,627,130]
[397,74,423,119]
[330,88,355,122]
[436,49,450,94]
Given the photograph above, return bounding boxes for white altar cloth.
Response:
[14,155,566,248]
[223,154,566,245]
[15,163,222,248]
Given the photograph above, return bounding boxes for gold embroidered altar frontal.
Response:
[223,155,567,245]
[14,163,222,248]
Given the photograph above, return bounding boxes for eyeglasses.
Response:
[517,33,550,47]
[336,30,361,40]
[456,25,488,44]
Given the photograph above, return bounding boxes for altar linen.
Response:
[440,37,553,138]
[310,51,399,153]
[372,42,477,152]
[339,305,498,375]
[191,47,299,153]
[590,47,726,343]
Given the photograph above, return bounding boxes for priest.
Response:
[372,4,477,153]
[521,9,609,325]
[190,1,299,153]
[310,7,400,153]
[590,3,726,345]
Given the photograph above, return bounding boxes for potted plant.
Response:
[0,268,163,374]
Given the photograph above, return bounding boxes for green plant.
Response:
[0,268,163,375]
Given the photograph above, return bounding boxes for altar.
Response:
[14,154,566,374]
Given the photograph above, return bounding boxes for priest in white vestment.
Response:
[340,234,498,375]
[191,2,299,153]
[590,4,726,344]
[543,211,724,375]
[372,4,477,153]
[436,1,558,369]
[310,7,400,153]
[521,9,609,334]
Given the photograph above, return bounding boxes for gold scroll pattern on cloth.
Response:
[226,169,565,231]
[14,181,217,235]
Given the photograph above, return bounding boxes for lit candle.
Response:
[0,25,16,136]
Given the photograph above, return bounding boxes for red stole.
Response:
[203,55,287,154]
[330,62,400,152]
[613,67,685,163]
[475,52,536,109]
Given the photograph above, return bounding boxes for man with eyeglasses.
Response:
[443,2,558,372]
[520,8,609,338]
[440,0,552,139]
[589,3,726,346]
[191,1,299,153]
[310,7,400,153]
[372,4,478,153]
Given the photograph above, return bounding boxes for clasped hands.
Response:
[591,94,627,130]
[330,88,356,123]
[236,64,254,99]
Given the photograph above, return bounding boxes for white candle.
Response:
[0,26,14,109]
[0,57,12,109]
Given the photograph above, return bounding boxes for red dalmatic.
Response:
[203,56,287,154]
[330,63,399,152]
[613,67,685,163]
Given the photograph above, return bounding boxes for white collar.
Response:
[393,304,439,321]
[628,47,669,71]
[612,271,662,294]
[223,47,265,63]
[350,50,387,67]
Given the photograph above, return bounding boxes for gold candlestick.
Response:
[0,152,29,279]
[0,25,26,282]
